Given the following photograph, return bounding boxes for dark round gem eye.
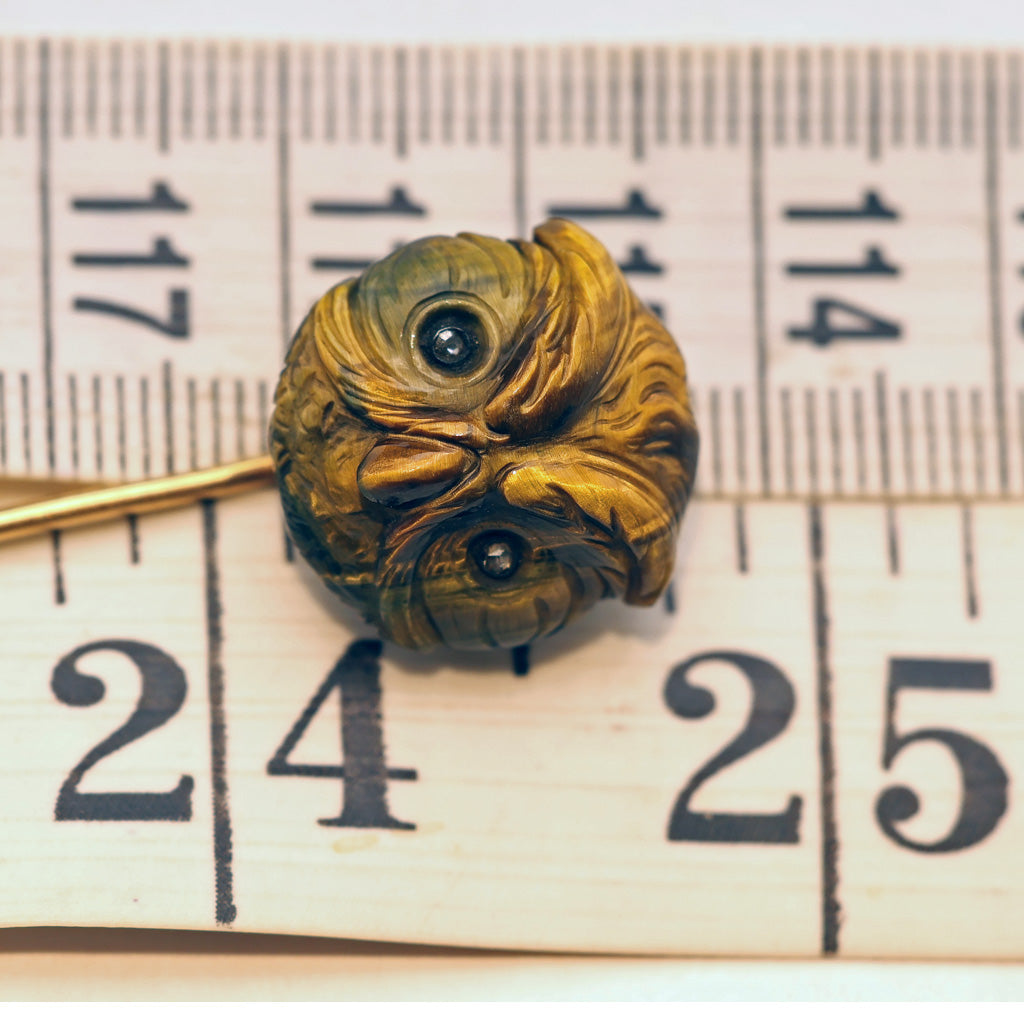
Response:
[418,307,483,374]
[469,530,524,582]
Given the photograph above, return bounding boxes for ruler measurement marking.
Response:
[781,388,796,495]
[347,46,360,143]
[211,379,222,466]
[948,387,964,495]
[157,41,170,152]
[653,46,667,145]
[422,47,435,146]
[51,530,66,605]
[417,47,431,145]
[891,50,905,147]
[678,48,691,145]
[828,388,842,494]
[38,39,56,476]
[68,373,80,475]
[15,40,26,137]
[821,48,834,146]
[733,503,749,575]
[133,42,146,138]
[372,48,385,145]
[126,513,141,564]
[107,42,119,138]
[277,44,292,357]
[923,387,939,493]
[874,372,900,574]
[466,49,482,141]
[709,387,723,496]
[962,52,976,149]
[796,48,810,144]
[939,51,953,148]
[726,49,740,145]
[773,48,787,147]
[187,377,199,470]
[961,502,980,618]
[489,49,503,146]
[512,49,527,240]
[115,375,127,478]
[535,47,550,146]
[984,52,1010,494]
[750,48,770,496]
[971,388,986,494]
[1009,53,1022,149]
[162,360,175,475]
[299,46,313,144]
[885,505,901,575]
[140,375,152,477]
[852,388,867,494]
[444,46,458,145]
[92,375,103,476]
[809,501,840,955]
[899,387,916,494]
[805,388,820,493]
[843,49,858,147]
[914,51,928,147]
[631,47,644,162]
[733,387,749,573]
[182,42,195,139]
[608,47,622,146]
[583,47,597,144]
[875,371,893,495]
[395,47,409,156]
[234,379,246,460]
[202,499,238,926]
[229,44,242,140]
[206,43,219,141]
[559,47,572,145]
[323,46,337,143]
[868,48,882,161]
[60,40,73,138]
[257,380,269,453]
[701,49,715,145]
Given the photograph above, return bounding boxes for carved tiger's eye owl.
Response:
[270,219,698,651]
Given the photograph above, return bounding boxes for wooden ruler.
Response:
[2,39,1024,958]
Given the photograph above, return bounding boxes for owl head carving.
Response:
[270,219,698,651]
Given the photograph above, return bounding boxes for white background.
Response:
[1,0,1023,45]
[1,0,1023,1001]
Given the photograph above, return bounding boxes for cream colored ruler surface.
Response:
[2,39,1024,958]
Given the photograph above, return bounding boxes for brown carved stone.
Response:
[269,219,698,650]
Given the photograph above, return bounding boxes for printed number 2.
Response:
[664,651,802,844]
[51,640,194,821]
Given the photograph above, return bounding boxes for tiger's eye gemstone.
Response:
[270,218,699,651]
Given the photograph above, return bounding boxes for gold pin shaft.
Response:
[0,455,276,545]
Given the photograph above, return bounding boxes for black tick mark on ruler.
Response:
[51,530,66,605]
[202,500,237,926]
[808,503,840,956]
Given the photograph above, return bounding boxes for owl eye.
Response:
[417,307,484,374]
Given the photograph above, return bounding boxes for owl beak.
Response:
[357,436,478,509]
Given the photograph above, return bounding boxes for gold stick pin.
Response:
[0,455,275,546]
